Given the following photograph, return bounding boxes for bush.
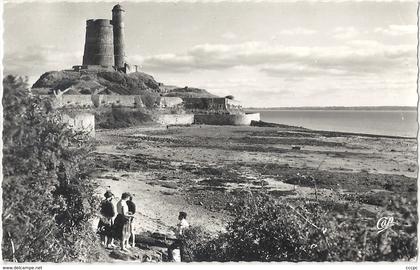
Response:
[2,75,106,262]
[183,192,417,262]
[96,108,153,129]
[140,91,160,109]
[97,71,161,95]
[180,226,213,262]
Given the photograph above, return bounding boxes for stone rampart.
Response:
[183,97,244,114]
[91,95,144,108]
[53,95,94,108]
[159,97,183,108]
[42,94,144,108]
[156,114,194,126]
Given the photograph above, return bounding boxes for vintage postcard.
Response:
[2,0,418,268]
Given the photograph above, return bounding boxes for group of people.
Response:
[97,190,136,251]
[97,189,190,261]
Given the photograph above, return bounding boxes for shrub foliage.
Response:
[2,75,105,262]
[184,192,417,262]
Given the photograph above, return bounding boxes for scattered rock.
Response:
[269,189,296,197]
[109,250,131,261]
[161,191,175,196]
[159,182,178,189]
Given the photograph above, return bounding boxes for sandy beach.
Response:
[92,124,417,239]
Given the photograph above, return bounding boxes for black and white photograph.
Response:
[1,0,418,266]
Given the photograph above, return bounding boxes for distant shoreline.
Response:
[250,120,416,139]
[245,106,417,111]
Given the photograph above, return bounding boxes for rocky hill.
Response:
[32,70,161,95]
[165,87,218,98]
[31,70,218,98]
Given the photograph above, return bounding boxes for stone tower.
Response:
[112,4,126,68]
[82,19,114,66]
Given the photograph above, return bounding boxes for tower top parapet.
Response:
[112,4,125,12]
[86,19,112,26]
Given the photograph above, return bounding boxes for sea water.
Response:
[247,109,418,138]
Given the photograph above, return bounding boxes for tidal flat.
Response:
[92,124,417,236]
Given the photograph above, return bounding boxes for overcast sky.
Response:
[3,1,418,107]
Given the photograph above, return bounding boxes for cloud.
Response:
[221,32,237,40]
[282,28,316,35]
[142,42,308,71]
[332,27,363,40]
[276,27,317,36]
[4,45,82,77]
[374,25,417,36]
[261,64,349,78]
[141,41,416,78]
[331,25,417,40]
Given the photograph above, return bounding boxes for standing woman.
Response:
[126,195,136,248]
[114,192,134,251]
[97,190,116,248]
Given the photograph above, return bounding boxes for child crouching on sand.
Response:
[168,211,189,262]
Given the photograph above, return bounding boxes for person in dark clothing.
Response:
[126,195,136,248]
[97,190,116,248]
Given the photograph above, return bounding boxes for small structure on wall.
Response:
[183,97,244,115]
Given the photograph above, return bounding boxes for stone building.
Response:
[183,97,244,115]
[75,4,130,72]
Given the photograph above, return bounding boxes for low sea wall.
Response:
[156,114,194,126]
[194,113,260,126]
[62,112,95,137]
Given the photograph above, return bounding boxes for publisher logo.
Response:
[376,216,396,234]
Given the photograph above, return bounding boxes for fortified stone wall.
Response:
[52,95,94,108]
[42,94,144,108]
[183,97,244,114]
[62,112,95,137]
[194,113,260,126]
[91,95,144,108]
[155,114,194,126]
[72,65,115,72]
[159,97,183,108]
[225,99,244,114]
